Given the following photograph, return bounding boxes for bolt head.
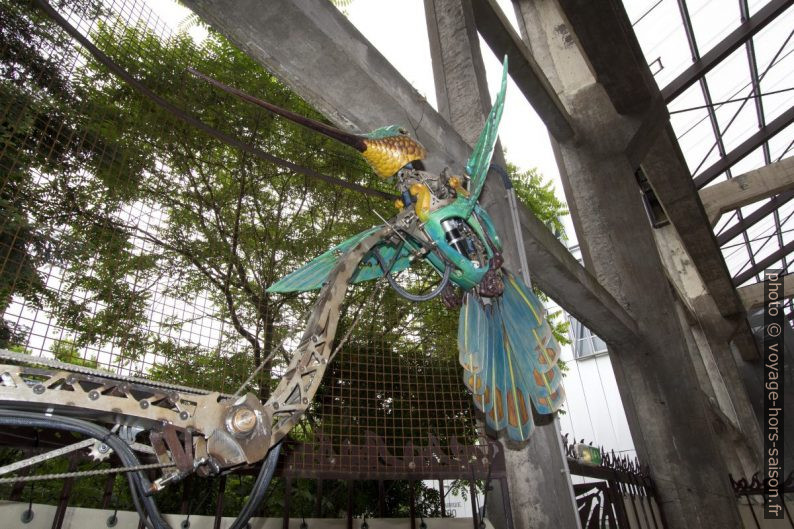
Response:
[88,390,100,400]
[230,408,257,434]
[32,384,45,395]
[179,411,189,421]
[140,400,150,409]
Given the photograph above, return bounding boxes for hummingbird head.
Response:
[364,125,408,139]
[361,126,427,179]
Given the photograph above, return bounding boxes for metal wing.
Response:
[267,225,412,294]
[462,56,508,211]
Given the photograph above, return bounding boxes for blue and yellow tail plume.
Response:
[457,271,565,442]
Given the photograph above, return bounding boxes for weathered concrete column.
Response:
[424,1,580,528]
[513,1,743,527]
[653,225,764,476]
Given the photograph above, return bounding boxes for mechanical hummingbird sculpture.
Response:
[189,57,564,442]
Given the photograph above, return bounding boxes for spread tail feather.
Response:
[458,271,565,442]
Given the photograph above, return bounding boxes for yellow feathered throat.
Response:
[361,136,427,179]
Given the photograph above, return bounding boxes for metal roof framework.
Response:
[625,0,793,301]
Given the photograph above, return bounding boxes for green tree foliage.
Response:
[0,0,105,340]
[508,163,567,240]
[51,338,98,368]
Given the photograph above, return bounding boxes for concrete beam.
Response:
[552,0,752,321]
[517,204,638,346]
[643,129,748,317]
[700,157,794,226]
[738,273,794,310]
[180,0,640,350]
[469,0,575,141]
[554,0,658,114]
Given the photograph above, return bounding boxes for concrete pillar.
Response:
[513,1,744,527]
[653,225,764,475]
[424,1,580,528]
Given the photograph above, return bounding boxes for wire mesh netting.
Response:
[1,0,491,482]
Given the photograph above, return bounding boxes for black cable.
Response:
[0,410,169,529]
[373,244,451,302]
[229,442,282,529]
[488,163,512,190]
[0,410,284,529]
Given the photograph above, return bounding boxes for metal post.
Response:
[378,480,386,518]
[284,477,292,529]
[470,481,479,529]
[607,480,631,529]
[439,480,446,517]
[51,456,78,529]
[315,479,324,518]
[498,477,515,529]
[101,474,115,509]
[409,480,417,529]
[213,475,227,529]
[347,480,353,529]
[180,477,191,515]
[9,466,31,501]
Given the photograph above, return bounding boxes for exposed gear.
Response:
[88,440,113,462]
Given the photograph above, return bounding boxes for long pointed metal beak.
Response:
[187,67,367,152]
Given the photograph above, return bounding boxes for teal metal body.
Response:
[419,200,502,290]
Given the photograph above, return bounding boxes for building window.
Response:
[568,315,608,359]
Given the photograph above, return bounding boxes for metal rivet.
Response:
[180,411,189,421]
[272,403,279,410]
[32,384,45,395]
[89,390,100,400]
[302,397,308,404]
[140,400,150,409]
